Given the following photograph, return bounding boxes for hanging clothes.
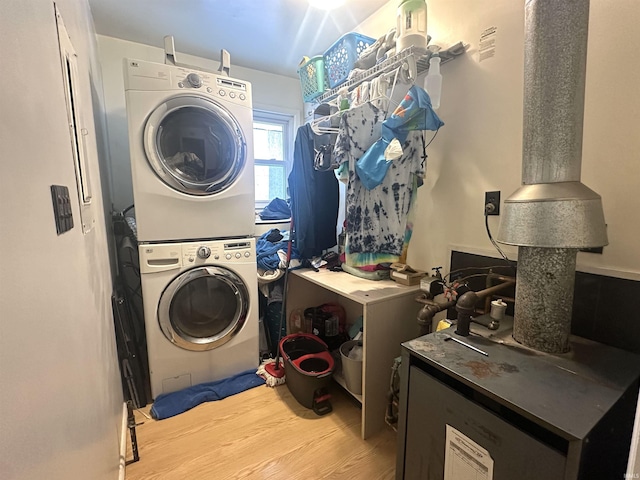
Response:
[356,85,443,189]
[333,101,427,268]
[288,124,339,259]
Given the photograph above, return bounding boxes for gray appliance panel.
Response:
[403,326,640,440]
[404,365,567,480]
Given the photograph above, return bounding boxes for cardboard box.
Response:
[390,268,426,286]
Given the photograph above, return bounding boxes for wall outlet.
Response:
[485,191,500,215]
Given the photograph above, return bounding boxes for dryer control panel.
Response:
[124,58,252,107]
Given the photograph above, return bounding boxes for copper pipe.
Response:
[486,273,516,284]
[455,279,515,337]
[483,274,516,313]
[475,280,516,301]
[416,275,516,337]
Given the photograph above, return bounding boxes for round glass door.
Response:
[158,266,249,351]
[144,95,246,196]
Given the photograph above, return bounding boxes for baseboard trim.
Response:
[119,402,127,480]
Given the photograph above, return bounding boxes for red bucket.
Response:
[279,333,335,414]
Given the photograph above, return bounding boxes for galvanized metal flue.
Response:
[496,0,608,353]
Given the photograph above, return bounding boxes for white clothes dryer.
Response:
[139,238,259,398]
[124,58,255,242]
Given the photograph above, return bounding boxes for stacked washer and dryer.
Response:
[124,58,259,399]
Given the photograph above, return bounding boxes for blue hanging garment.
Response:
[355,85,444,190]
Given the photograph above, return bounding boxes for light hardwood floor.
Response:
[126,383,397,479]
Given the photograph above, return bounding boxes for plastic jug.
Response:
[396,0,428,54]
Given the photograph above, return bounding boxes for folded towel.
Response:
[259,198,291,220]
[150,369,265,420]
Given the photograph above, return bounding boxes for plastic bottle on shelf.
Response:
[396,0,428,54]
[425,53,442,109]
[337,87,350,111]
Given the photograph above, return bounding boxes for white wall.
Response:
[357,0,640,281]
[0,1,123,479]
[96,35,304,212]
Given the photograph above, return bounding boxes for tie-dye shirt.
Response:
[333,102,425,267]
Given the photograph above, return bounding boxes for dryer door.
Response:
[158,266,249,351]
[144,95,247,196]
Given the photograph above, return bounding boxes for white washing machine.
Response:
[139,238,259,398]
[124,58,255,242]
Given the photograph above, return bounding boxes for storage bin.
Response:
[339,340,363,395]
[303,303,347,351]
[297,55,328,102]
[324,32,376,88]
[280,333,335,415]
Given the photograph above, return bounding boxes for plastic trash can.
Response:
[340,340,363,395]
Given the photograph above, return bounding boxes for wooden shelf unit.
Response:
[287,268,422,439]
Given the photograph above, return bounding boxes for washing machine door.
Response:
[144,95,246,196]
[158,266,249,351]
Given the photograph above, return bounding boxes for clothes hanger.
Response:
[310,110,341,135]
[309,99,341,135]
[377,57,417,119]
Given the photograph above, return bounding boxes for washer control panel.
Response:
[182,240,254,264]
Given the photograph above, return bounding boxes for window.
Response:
[253,111,293,209]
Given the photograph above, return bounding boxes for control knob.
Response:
[186,73,202,88]
[197,246,211,259]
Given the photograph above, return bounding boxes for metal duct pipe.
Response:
[497,0,608,353]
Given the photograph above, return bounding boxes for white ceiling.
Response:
[89,0,390,78]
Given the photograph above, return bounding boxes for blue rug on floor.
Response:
[150,369,265,420]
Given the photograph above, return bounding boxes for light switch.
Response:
[51,185,74,235]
